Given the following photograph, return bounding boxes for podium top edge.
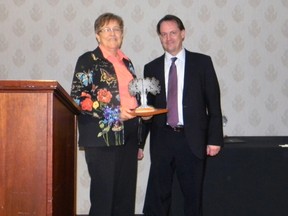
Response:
[0,80,60,90]
[0,80,81,114]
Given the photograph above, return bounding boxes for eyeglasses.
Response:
[99,27,123,34]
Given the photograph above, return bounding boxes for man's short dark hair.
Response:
[156,14,185,35]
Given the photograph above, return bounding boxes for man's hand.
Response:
[141,116,152,121]
[138,148,144,160]
[206,145,221,156]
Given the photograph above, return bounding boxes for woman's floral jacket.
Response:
[70,47,137,147]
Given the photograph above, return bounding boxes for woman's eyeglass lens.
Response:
[99,27,122,33]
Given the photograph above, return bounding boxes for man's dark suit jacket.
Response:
[143,49,224,159]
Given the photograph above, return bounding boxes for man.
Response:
[142,15,224,216]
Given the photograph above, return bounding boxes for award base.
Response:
[131,107,168,117]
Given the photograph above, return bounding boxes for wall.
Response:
[1,0,288,214]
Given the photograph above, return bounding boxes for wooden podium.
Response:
[0,80,80,216]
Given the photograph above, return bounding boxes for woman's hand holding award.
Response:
[129,77,168,117]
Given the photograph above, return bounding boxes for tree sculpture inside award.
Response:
[129,77,168,116]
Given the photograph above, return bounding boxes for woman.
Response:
[70,13,143,216]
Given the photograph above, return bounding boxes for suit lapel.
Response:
[158,56,167,107]
[183,50,194,101]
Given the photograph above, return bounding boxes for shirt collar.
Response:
[165,48,185,62]
[99,44,129,61]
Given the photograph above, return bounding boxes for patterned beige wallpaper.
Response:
[1,0,288,214]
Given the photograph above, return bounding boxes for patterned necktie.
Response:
[167,57,179,127]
